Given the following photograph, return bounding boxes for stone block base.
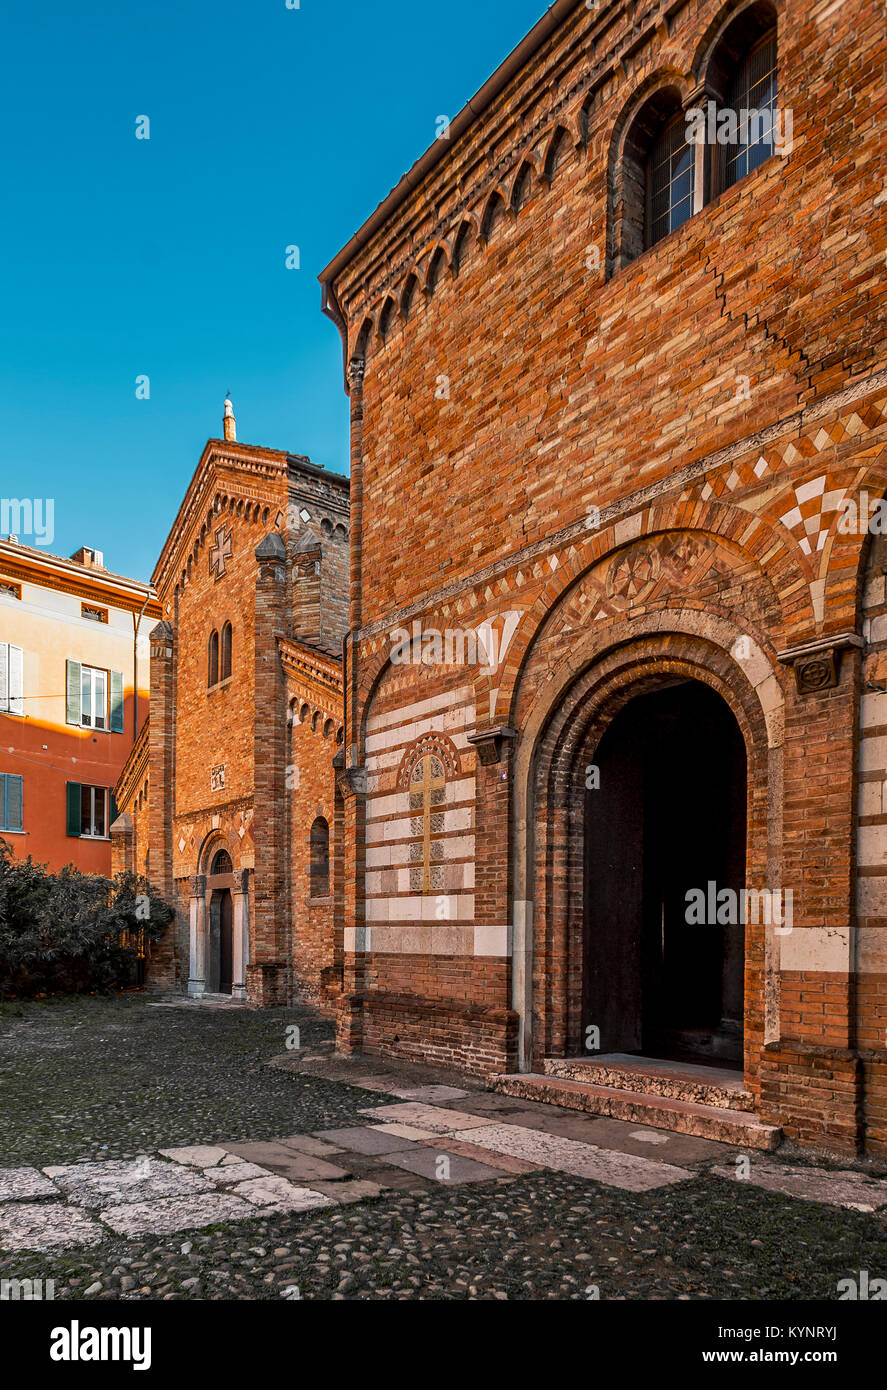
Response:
[335,990,518,1076]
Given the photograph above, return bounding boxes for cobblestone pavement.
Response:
[1,995,886,1300]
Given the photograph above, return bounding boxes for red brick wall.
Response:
[328,0,887,1152]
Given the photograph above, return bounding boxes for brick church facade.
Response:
[319,0,887,1154]
[113,402,350,1007]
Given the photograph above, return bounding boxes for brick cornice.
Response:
[278,634,344,717]
[114,717,150,807]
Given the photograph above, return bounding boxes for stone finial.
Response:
[223,394,236,441]
[254,532,287,562]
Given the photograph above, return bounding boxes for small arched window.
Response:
[220,621,232,681]
[721,29,778,189]
[211,848,233,875]
[208,630,219,687]
[309,816,330,898]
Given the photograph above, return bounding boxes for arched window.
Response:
[211,849,233,874]
[309,816,330,897]
[378,297,396,342]
[208,630,219,687]
[647,109,695,247]
[610,86,691,271]
[721,28,778,189]
[220,621,232,681]
[480,193,505,243]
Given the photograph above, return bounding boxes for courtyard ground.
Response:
[1,993,885,1301]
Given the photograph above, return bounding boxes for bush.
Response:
[0,839,174,999]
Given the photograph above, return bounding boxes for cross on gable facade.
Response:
[208,525,233,579]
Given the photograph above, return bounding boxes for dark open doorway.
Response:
[584,679,747,1064]
[209,888,234,995]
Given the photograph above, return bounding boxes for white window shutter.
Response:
[8,646,23,715]
[0,643,7,713]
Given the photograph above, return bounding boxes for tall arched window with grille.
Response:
[309,817,330,897]
[220,621,232,681]
[647,110,696,248]
[721,28,778,189]
[208,630,219,687]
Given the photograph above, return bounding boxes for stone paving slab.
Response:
[306,1178,386,1204]
[333,1075,406,1093]
[100,1193,254,1238]
[43,1159,213,1208]
[332,1153,436,1192]
[372,1122,439,1141]
[380,1146,510,1185]
[230,1176,335,1213]
[159,1145,231,1168]
[443,1094,540,1116]
[0,1167,60,1202]
[423,1137,541,1175]
[711,1159,887,1211]
[0,1201,105,1251]
[456,1124,693,1192]
[205,1161,270,1184]
[222,1141,353,1182]
[384,1085,471,1103]
[358,1103,493,1133]
[315,1126,420,1156]
[277,1134,347,1158]
[489,1107,730,1163]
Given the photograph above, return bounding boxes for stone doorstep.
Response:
[543,1055,754,1113]
[490,1074,782,1151]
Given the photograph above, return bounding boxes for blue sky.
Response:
[0,0,548,582]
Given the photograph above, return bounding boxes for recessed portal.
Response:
[584,679,747,1063]
[208,888,234,995]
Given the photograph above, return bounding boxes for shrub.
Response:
[0,839,174,999]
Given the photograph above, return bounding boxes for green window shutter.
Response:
[109,789,119,826]
[0,774,6,827]
[66,782,82,836]
[7,775,22,831]
[66,661,82,725]
[109,670,124,733]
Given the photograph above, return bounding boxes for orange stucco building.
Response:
[0,538,159,875]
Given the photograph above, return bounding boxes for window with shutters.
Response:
[81,785,108,838]
[0,773,23,831]
[66,661,124,732]
[81,666,107,729]
[67,782,111,838]
[0,643,24,716]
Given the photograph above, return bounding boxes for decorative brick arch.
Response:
[476,504,804,727]
[197,826,240,875]
[509,609,787,1084]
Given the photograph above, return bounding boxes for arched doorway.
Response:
[584,679,747,1063]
